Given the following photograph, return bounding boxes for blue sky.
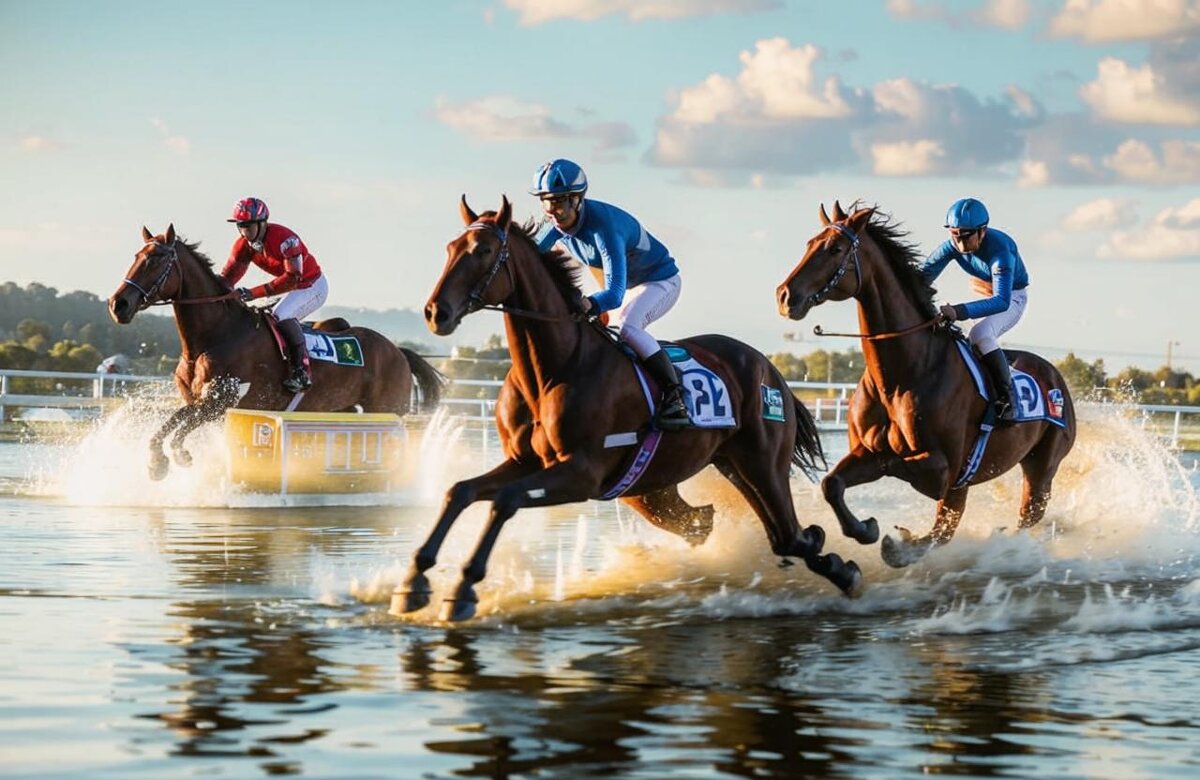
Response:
[2,0,1198,371]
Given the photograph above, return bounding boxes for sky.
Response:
[1,0,1198,372]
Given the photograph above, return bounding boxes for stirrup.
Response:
[655,394,690,430]
[994,398,1016,422]
[283,367,311,393]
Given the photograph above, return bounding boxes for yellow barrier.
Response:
[225,409,405,495]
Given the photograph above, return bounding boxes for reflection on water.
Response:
[2,405,1200,778]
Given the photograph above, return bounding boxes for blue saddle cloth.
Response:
[954,340,1067,429]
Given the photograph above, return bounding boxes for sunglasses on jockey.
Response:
[539,193,576,206]
[949,227,982,240]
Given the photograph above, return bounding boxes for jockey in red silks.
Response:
[220,197,327,392]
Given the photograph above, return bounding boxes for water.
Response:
[2,403,1200,778]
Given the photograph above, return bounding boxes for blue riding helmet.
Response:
[945,197,989,229]
[530,159,588,196]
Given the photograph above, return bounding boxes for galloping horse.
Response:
[395,196,862,621]
[109,225,444,480]
[775,202,1076,567]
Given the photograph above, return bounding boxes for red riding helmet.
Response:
[228,197,269,223]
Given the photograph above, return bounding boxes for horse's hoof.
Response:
[839,559,864,598]
[881,534,930,569]
[172,449,193,468]
[439,596,478,622]
[389,574,432,615]
[802,524,826,556]
[148,457,169,482]
[855,517,880,545]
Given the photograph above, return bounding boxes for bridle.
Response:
[457,221,584,323]
[124,241,179,311]
[463,222,513,315]
[806,223,938,341]
[805,222,862,307]
[124,240,235,309]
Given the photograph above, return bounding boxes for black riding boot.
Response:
[981,348,1016,422]
[277,318,312,393]
[644,349,690,430]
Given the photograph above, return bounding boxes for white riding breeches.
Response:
[272,274,329,322]
[968,287,1027,355]
[608,274,682,359]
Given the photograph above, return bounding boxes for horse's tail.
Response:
[791,394,826,480]
[401,348,447,411]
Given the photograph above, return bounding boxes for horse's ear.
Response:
[459,195,478,226]
[818,203,831,226]
[496,195,512,230]
[141,226,154,243]
[832,200,847,221]
[847,207,875,234]
[164,224,175,244]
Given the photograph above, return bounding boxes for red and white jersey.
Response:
[220,223,323,296]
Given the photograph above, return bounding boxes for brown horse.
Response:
[775,202,1076,567]
[109,225,444,481]
[393,195,861,622]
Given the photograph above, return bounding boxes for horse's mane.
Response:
[178,238,218,272]
[863,209,939,319]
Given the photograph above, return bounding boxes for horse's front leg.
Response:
[881,486,968,569]
[821,446,889,544]
[392,457,541,615]
[442,457,598,622]
[169,379,240,467]
[148,405,193,481]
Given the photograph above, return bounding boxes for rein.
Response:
[813,317,939,341]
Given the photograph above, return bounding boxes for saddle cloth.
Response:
[955,341,1067,428]
[659,345,737,428]
[303,329,364,367]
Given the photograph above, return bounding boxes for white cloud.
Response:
[18,135,58,152]
[673,39,857,122]
[870,139,947,175]
[1018,159,1050,187]
[1049,0,1200,42]
[1099,198,1200,259]
[434,95,571,141]
[1060,197,1138,230]
[1080,57,1200,125]
[651,39,1028,179]
[504,0,779,25]
[149,117,191,155]
[887,0,1032,28]
[1104,139,1200,183]
[978,0,1032,28]
[434,95,636,155]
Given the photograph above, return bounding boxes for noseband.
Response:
[124,241,179,310]
[463,222,512,314]
[806,222,862,306]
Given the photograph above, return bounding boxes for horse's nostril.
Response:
[424,303,435,321]
[777,287,789,308]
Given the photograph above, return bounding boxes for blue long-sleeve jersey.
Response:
[918,228,1030,319]
[535,199,679,312]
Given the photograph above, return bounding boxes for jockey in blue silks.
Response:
[531,158,689,429]
[918,197,1030,421]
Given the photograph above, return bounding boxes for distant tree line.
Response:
[1,283,1195,406]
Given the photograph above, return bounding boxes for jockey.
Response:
[219,197,327,393]
[919,198,1029,422]
[531,159,689,430]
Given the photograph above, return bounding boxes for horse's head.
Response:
[776,201,874,321]
[109,225,182,324]
[425,195,514,336]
